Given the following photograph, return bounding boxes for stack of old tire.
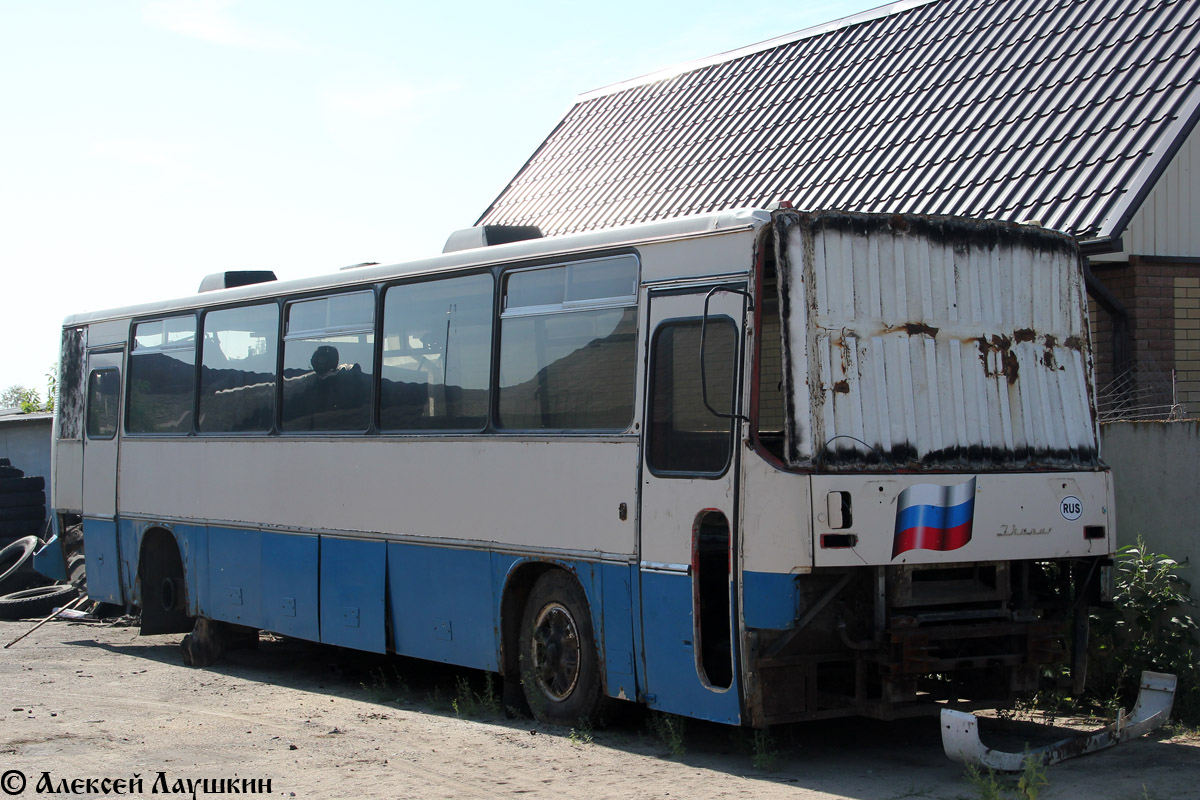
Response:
[0,457,78,619]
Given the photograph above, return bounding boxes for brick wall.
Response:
[1175,276,1200,411]
[1087,263,1136,395]
[1089,260,1200,417]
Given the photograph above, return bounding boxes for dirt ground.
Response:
[0,617,1197,800]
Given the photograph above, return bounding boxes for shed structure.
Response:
[476,0,1200,417]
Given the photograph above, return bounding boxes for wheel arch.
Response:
[498,560,609,684]
[137,525,194,635]
[498,559,558,681]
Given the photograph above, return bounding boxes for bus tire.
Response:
[0,584,78,620]
[518,570,609,727]
[0,536,38,593]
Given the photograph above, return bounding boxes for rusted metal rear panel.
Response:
[56,327,86,441]
[777,211,1099,471]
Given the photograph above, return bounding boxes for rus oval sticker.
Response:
[1060,496,1083,521]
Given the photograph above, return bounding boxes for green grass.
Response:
[647,711,686,757]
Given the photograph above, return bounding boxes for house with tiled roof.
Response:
[477,0,1200,416]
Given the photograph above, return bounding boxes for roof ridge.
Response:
[574,0,940,103]
[479,0,1200,242]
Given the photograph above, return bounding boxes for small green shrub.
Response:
[750,728,778,771]
[361,665,410,705]
[1088,538,1200,724]
[451,673,502,718]
[519,663,547,720]
[647,711,686,756]
[479,673,501,716]
[568,718,594,746]
[452,675,479,717]
[963,765,1006,800]
[962,752,1048,800]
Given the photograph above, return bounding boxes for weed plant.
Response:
[750,729,778,771]
[568,718,595,746]
[452,673,502,718]
[962,751,1047,800]
[361,665,411,705]
[647,711,686,757]
[1087,537,1200,724]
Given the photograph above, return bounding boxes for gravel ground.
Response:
[0,617,1196,800]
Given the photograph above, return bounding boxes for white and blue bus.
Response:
[45,208,1114,727]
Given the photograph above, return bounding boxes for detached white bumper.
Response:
[941,671,1177,769]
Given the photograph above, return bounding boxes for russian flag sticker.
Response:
[892,478,977,558]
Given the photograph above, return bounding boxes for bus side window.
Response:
[281,292,375,432]
[496,258,638,431]
[647,320,736,474]
[198,302,279,433]
[380,273,493,431]
[128,316,196,434]
[86,368,120,439]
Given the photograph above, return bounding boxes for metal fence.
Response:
[1096,364,1189,423]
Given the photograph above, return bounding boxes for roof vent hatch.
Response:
[198,271,278,293]
[442,225,543,253]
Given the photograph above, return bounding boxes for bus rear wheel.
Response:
[518,570,609,726]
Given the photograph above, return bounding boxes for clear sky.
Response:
[0,0,888,397]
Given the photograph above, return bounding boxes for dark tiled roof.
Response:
[477,0,1200,243]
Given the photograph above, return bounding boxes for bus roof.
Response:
[62,208,770,328]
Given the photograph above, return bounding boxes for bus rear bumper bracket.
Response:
[941,671,1177,770]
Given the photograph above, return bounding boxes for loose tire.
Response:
[0,492,46,509]
[0,584,78,620]
[0,536,38,593]
[0,476,44,493]
[0,520,44,538]
[0,505,47,522]
[518,570,609,726]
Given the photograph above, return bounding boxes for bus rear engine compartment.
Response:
[746,557,1105,726]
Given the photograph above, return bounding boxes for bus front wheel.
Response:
[518,570,609,726]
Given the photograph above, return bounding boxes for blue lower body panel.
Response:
[388,543,495,669]
[192,526,321,640]
[128,518,649,708]
[82,518,122,604]
[208,527,263,626]
[599,564,638,701]
[320,537,386,652]
[742,571,800,630]
[639,570,740,724]
[32,516,67,583]
[262,533,319,640]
